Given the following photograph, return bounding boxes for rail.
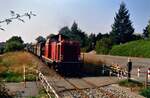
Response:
[23,65,60,98]
[64,78,89,98]
[26,66,88,98]
[38,71,60,98]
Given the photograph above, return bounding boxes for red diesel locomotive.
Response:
[30,34,82,75]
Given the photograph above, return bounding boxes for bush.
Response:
[140,87,150,98]
[0,71,23,82]
[5,41,24,52]
[4,36,24,52]
[95,38,112,54]
[25,74,36,81]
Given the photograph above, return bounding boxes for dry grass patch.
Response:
[0,51,40,82]
[81,53,104,65]
[0,65,7,74]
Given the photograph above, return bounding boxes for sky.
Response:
[0,0,150,43]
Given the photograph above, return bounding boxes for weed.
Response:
[119,79,143,87]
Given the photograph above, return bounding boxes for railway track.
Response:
[37,62,85,97]
[39,66,121,98]
[35,56,143,98]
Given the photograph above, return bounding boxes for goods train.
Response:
[26,34,82,75]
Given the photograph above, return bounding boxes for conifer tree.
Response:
[110,2,134,44]
[143,20,150,39]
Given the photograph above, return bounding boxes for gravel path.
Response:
[60,85,145,98]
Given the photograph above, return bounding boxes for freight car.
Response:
[27,34,82,76]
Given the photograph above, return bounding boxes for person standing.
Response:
[127,58,132,81]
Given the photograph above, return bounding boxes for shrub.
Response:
[0,71,23,82]
[4,36,24,52]
[119,79,143,87]
[25,74,36,81]
[4,41,24,52]
[95,38,112,54]
[140,87,150,98]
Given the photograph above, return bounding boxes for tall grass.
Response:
[0,51,39,82]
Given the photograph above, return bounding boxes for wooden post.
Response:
[36,70,38,86]
[23,65,26,88]
[148,68,150,79]
[82,53,84,63]
[145,72,148,89]
[137,67,140,78]
[109,70,112,78]
[102,64,105,75]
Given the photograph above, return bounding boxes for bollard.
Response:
[148,68,150,78]
[109,70,112,78]
[102,64,105,75]
[120,71,123,78]
[137,67,140,78]
[117,71,120,79]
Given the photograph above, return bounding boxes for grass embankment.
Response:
[0,51,39,82]
[110,40,150,58]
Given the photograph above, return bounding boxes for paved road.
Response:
[6,82,40,98]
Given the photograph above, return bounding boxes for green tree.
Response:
[96,32,102,41]
[35,36,46,43]
[0,42,5,54]
[59,22,89,48]
[143,20,150,39]
[71,22,88,47]
[87,33,96,51]
[59,26,74,38]
[71,22,78,33]
[110,2,134,44]
[46,34,55,39]
[4,36,24,52]
[95,37,112,54]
